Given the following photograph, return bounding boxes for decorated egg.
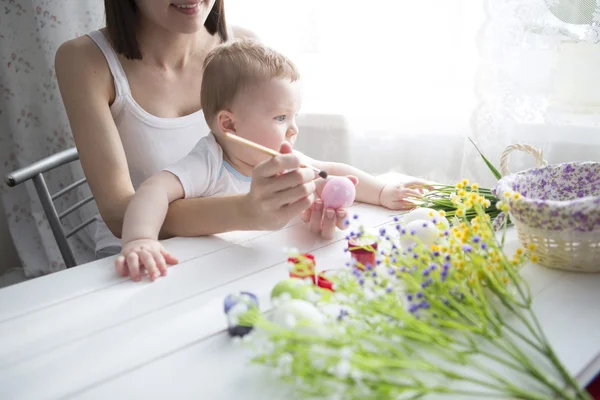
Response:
[270,299,327,335]
[399,219,439,249]
[403,207,449,231]
[321,177,356,209]
[223,291,259,337]
[270,278,316,303]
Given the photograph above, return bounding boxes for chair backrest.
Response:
[4,147,97,268]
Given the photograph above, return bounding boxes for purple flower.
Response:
[388,268,395,275]
[472,236,481,243]
[343,248,349,253]
[353,214,359,220]
[416,292,424,299]
[444,230,450,236]
[422,269,430,277]
[379,228,386,236]
[376,260,382,265]
[409,304,419,313]
[410,229,416,235]
[442,262,450,270]
[395,224,401,230]
[419,301,430,309]
[407,294,413,301]
[422,222,429,228]
[429,263,437,270]
[371,271,377,278]
[358,278,365,286]
[481,243,488,250]
[394,217,399,222]
[462,245,473,253]
[401,228,407,235]
[445,254,451,261]
[337,309,349,320]
[386,286,393,293]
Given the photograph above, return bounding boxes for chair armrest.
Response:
[4,147,79,187]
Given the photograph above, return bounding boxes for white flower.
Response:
[333,359,352,379]
[339,347,354,359]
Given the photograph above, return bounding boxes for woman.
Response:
[55,0,349,261]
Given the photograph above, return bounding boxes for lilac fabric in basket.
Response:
[494,162,600,232]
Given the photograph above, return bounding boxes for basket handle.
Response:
[500,144,548,176]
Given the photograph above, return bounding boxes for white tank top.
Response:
[87,30,210,253]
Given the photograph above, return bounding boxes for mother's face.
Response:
[136,0,218,34]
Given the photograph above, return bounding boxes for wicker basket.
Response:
[495,144,600,273]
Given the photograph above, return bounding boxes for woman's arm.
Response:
[55,37,135,238]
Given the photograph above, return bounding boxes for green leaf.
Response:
[468,137,502,181]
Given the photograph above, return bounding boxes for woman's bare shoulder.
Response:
[55,33,111,85]
[55,32,113,100]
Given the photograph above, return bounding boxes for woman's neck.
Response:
[136,19,217,69]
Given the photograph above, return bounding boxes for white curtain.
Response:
[228,0,600,189]
[2,0,600,276]
[0,0,104,277]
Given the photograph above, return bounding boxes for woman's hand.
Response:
[115,239,179,282]
[300,175,358,240]
[244,142,317,230]
[379,180,429,210]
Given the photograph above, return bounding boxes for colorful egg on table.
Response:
[270,278,316,303]
[287,253,316,283]
[270,299,327,336]
[321,177,356,209]
[403,207,449,231]
[399,219,439,250]
[223,291,259,337]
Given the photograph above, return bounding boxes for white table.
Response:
[1,202,599,400]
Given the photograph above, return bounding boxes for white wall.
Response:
[0,196,21,274]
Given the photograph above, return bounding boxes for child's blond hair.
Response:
[201,39,300,129]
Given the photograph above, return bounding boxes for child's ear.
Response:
[216,110,236,134]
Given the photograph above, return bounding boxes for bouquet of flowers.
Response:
[412,138,511,229]
[236,183,590,400]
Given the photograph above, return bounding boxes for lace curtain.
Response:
[0,0,104,277]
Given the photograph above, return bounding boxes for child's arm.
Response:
[115,171,184,282]
[307,158,426,209]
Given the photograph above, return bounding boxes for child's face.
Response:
[230,78,302,165]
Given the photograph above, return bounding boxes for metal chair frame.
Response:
[4,148,97,268]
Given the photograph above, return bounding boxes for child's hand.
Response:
[300,175,358,240]
[115,239,179,282]
[379,180,429,211]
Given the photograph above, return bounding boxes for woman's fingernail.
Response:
[337,210,346,218]
[326,209,335,220]
[315,200,323,211]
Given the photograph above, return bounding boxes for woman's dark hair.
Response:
[104,0,228,60]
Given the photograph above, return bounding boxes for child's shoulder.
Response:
[188,132,223,163]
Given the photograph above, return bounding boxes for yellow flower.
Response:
[431,244,440,252]
[441,246,449,253]
[471,183,479,190]
[456,208,465,217]
[515,248,523,256]
[465,200,474,209]
[502,276,509,284]
[511,259,519,266]
[531,255,540,263]
[503,191,512,199]
[462,179,470,186]
[513,192,522,201]
[438,210,446,217]
[527,243,537,251]
[459,223,467,230]
[458,189,467,197]
[483,199,491,208]
[456,182,464,190]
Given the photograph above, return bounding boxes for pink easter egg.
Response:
[321,177,356,209]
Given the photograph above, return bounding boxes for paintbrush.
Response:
[222,132,328,179]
